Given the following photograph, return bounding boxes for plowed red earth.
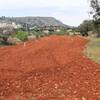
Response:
[0,35,100,100]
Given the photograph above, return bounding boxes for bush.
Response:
[32,31,44,38]
[14,31,28,41]
[49,29,68,35]
[0,41,14,46]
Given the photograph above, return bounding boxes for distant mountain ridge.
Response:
[0,16,69,28]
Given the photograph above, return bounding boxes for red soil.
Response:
[0,35,100,100]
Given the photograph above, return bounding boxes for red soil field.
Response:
[0,35,100,100]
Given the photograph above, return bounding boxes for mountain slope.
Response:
[0,16,69,27]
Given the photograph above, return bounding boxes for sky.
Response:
[0,0,91,26]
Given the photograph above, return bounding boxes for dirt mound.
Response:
[0,35,100,100]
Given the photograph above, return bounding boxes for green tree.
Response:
[89,0,100,37]
[79,20,93,36]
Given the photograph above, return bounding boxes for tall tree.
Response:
[89,0,100,37]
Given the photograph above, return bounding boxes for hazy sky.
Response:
[0,0,90,26]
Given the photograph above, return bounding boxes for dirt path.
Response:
[0,35,100,100]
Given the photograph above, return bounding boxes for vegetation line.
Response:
[84,37,100,64]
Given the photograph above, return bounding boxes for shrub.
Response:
[32,31,44,38]
[15,31,28,41]
[49,29,68,35]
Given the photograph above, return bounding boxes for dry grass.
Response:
[85,37,100,64]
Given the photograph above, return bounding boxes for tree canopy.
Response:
[89,0,100,37]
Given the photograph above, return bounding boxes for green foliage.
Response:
[89,0,100,37]
[0,34,14,46]
[0,34,9,45]
[32,30,44,38]
[49,29,69,35]
[32,31,43,35]
[72,27,80,32]
[14,31,28,41]
[79,20,93,35]
[0,41,14,46]
[0,34,9,39]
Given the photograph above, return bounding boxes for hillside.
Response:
[0,16,68,27]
